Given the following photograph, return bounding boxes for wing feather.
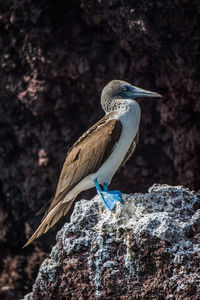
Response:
[23,199,74,247]
[46,114,122,214]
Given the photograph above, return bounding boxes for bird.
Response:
[24,80,161,247]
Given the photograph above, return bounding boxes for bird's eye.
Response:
[122,86,128,91]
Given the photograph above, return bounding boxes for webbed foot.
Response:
[94,179,122,210]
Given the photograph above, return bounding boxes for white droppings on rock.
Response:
[103,260,117,268]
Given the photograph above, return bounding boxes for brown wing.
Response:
[23,114,122,247]
[119,130,139,169]
[46,113,122,213]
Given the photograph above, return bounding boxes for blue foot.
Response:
[94,179,122,210]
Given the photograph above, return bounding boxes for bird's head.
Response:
[101,80,162,112]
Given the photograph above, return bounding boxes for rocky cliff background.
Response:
[0,0,200,299]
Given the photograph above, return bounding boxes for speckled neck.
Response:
[102,98,136,114]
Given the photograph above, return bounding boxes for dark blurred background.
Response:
[0,0,200,299]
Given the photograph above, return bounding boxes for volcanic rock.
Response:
[23,184,200,300]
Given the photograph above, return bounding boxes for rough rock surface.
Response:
[1,0,200,298]
[23,184,200,300]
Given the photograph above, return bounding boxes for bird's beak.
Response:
[131,86,162,99]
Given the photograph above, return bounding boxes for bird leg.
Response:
[94,178,122,210]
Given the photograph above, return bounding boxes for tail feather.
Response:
[23,198,74,247]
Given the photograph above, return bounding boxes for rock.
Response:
[23,184,200,300]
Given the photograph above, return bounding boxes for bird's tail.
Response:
[23,198,75,247]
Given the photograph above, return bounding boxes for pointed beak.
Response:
[132,86,162,99]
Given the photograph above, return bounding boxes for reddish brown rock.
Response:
[0,0,200,298]
[23,185,200,299]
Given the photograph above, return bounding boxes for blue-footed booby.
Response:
[24,80,161,247]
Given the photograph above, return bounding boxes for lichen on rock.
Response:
[24,184,200,300]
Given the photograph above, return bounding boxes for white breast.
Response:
[95,100,141,184]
